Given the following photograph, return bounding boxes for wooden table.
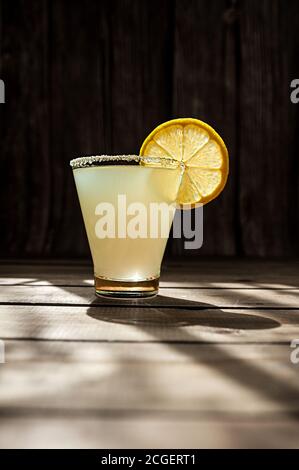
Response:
[0,259,299,449]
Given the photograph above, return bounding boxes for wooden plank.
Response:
[239,0,299,256]
[1,416,298,449]
[1,261,299,287]
[173,0,236,256]
[1,342,298,415]
[0,305,297,343]
[48,0,106,256]
[1,341,299,448]
[1,279,298,289]
[0,285,298,308]
[1,2,299,259]
[0,0,49,256]
[0,1,176,259]
[1,259,299,274]
[108,0,173,154]
[4,340,293,363]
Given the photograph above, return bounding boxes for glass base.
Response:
[95,275,159,298]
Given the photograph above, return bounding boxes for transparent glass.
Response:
[71,155,181,298]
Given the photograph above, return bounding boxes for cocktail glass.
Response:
[70,155,181,298]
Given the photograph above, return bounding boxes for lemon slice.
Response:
[140,118,229,207]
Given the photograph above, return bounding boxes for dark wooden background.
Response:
[0,0,298,259]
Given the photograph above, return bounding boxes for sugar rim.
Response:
[70,155,140,169]
[70,155,180,169]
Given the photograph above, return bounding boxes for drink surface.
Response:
[73,164,181,281]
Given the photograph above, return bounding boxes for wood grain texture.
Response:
[1,260,299,286]
[47,0,105,257]
[1,284,299,308]
[0,0,298,258]
[239,0,299,256]
[0,304,296,343]
[0,261,299,449]
[1,417,298,449]
[0,0,49,256]
[173,0,237,256]
[1,342,298,415]
[107,0,174,154]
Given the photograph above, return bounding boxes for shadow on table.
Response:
[86,294,299,430]
[87,295,280,329]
